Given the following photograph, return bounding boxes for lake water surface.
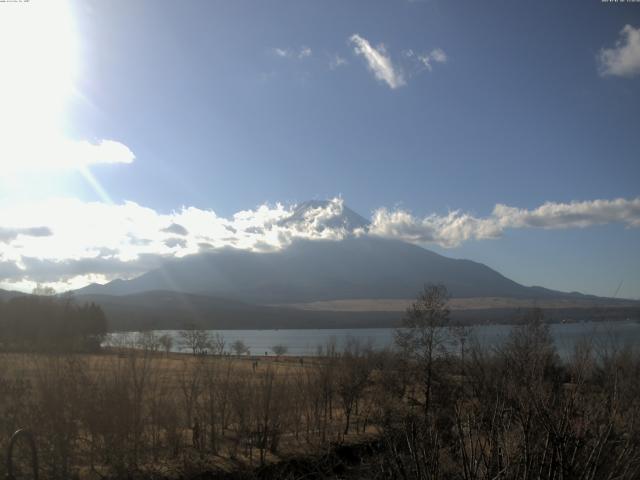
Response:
[112,320,640,358]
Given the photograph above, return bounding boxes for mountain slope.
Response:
[0,289,27,301]
[75,235,586,303]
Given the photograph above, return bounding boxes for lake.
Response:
[109,319,640,358]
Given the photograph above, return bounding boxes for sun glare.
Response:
[0,0,78,172]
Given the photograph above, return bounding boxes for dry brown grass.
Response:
[0,348,378,479]
[277,296,639,312]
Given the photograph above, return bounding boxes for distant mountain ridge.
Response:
[2,285,637,332]
[0,289,26,301]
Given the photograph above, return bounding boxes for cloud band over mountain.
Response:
[1,197,638,291]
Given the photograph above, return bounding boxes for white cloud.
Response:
[0,198,354,290]
[65,139,135,166]
[429,48,447,63]
[369,197,640,247]
[329,54,348,70]
[272,46,313,60]
[299,46,312,59]
[404,47,447,71]
[419,48,447,70]
[2,196,638,291]
[274,48,290,58]
[369,209,501,248]
[1,138,135,176]
[598,25,640,77]
[492,197,640,229]
[349,34,405,89]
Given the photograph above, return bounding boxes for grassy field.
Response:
[3,312,640,479]
[279,296,640,312]
[0,346,381,479]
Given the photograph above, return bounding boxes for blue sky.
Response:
[1,0,639,298]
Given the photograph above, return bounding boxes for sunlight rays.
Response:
[0,0,130,205]
[77,166,114,205]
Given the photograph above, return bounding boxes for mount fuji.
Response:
[75,200,596,303]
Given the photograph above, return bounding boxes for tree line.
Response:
[0,293,107,352]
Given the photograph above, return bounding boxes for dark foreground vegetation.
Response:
[0,294,107,352]
[1,286,640,479]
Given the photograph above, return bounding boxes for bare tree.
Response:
[271,344,288,358]
[178,361,203,448]
[32,283,56,296]
[395,283,450,417]
[179,326,211,355]
[501,307,557,384]
[210,332,226,356]
[136,331,160,353]
[231,339,249,356]
[336,337,373,435]
[314,338,339,443]
[158,334,173,356]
